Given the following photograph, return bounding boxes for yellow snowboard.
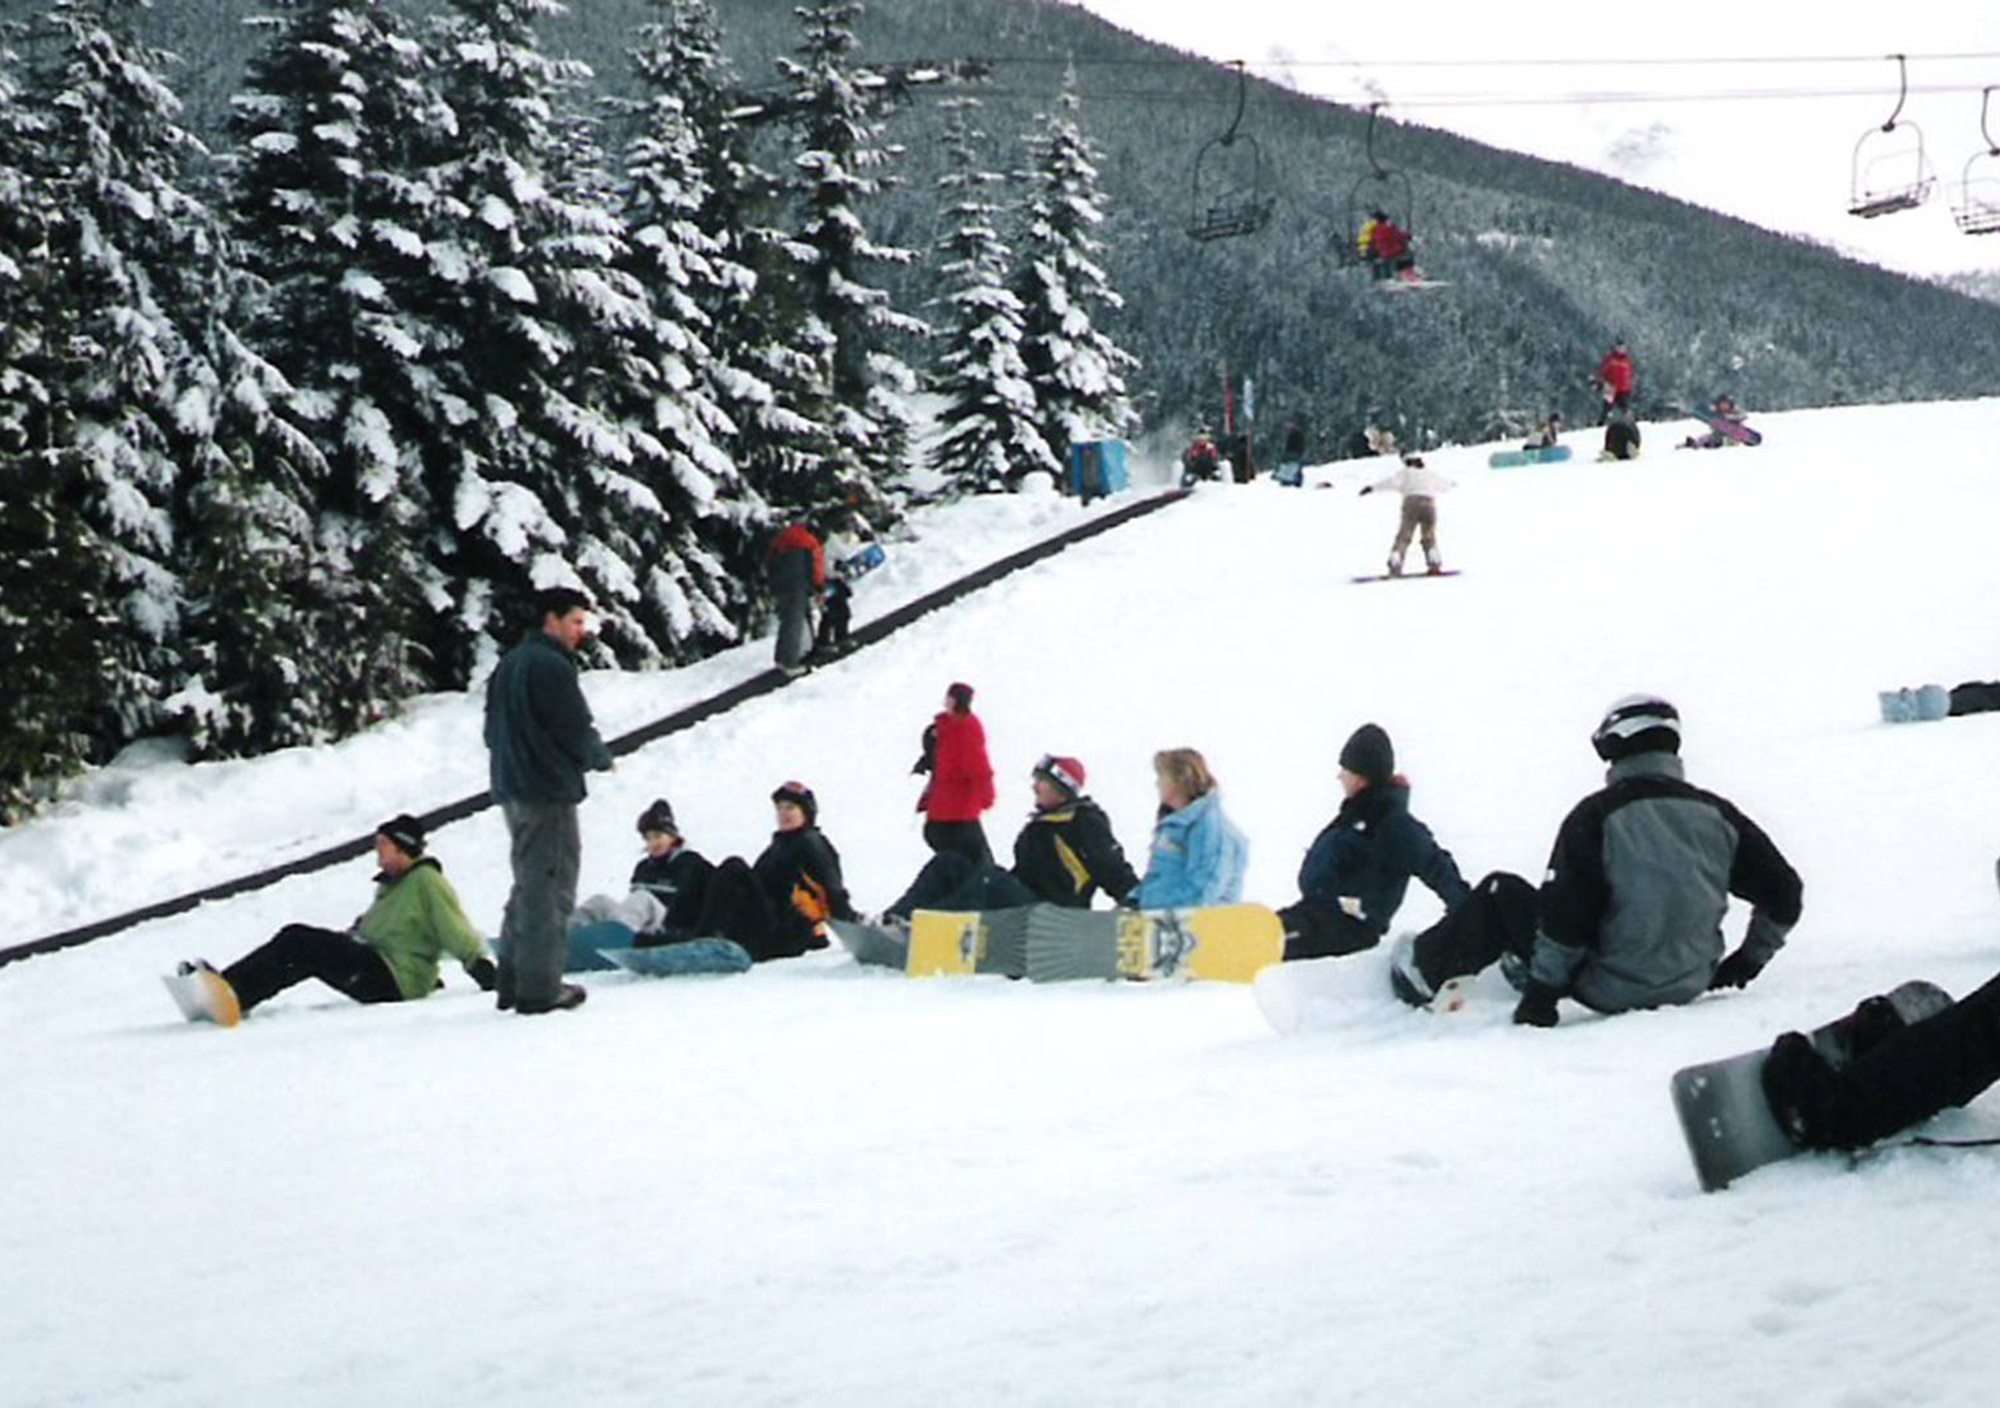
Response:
[1027,903,1284,983]
[906,907,1033,978]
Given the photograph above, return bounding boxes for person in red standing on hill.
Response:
[1593,341,1636,423]
[768,518,826,676]
[913,682,998,865]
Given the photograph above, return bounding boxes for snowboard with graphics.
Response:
[905,907,1034,978]
[1670,979,1953,1192]
[1023,903,1283,984]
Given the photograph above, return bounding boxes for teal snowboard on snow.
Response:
[1487,444,1572,469]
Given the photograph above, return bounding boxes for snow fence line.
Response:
[0,487,1192,972]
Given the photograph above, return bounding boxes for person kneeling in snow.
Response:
[180,815,495,1016]
[1389,695,1804,1024]
[1276,724,1468,963]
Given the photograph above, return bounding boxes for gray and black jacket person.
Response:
[1527,749,1802,1013]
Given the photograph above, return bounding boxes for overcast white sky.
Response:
[1069,1,2000,278]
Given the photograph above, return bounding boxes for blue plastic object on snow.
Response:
[1069,439,1130,502]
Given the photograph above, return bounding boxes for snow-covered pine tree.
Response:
[606,1,777,657]
[775,0,926,516]
[657,0,834,522]
[927,96,1058,495]
[0,0,212,799]
[1012,74,1138,469]
[224,0,452,710]
[418,0,690,677]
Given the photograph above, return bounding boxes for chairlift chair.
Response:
[1848,54,1936,219]
[1186,60,1275,242]
[1953,87,2000,235]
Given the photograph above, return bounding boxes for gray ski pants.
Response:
[499,800,582,1008]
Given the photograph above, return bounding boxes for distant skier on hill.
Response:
[1592,342,1636,422]
[1275,418,1307,487]
[1180,430,1223,485]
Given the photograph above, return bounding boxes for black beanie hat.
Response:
[1338,724,1395,786]
[636,798,679,837]
[376,813,427,857]
[947,681,975,709]
[771,780,818,824]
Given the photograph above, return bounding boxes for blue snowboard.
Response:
[566,919,635,973]
[1487,444,1572,469]
[598,938,754,977]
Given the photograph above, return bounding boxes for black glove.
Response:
[1708,948,1764,991]
[1512,983,1560,1028]
[467,956,499,992]
[1358,485,1375,496]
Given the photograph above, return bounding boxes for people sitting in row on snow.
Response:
[1359,454,1455,576]
[1387,694,1804,1023]
[178,815,496,1018]
[913,682,996,865]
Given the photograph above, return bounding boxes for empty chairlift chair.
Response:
[1953,87,2000,235]
[1186,60,1275,242]
[1848,54,1936,219]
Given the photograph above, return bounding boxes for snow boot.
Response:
[1761,1032,1845,1148]
[1389,932,1472,1013]
[515,982,588,1016]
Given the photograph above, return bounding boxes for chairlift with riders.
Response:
[1186,60,1275,242]
[1339,102,1444,290]
[1849,53,1937,219]
[1953,86,2000,235]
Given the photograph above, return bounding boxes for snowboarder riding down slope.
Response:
[1359,454,1454,576]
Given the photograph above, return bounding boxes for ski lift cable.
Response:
[919,48,2000,75]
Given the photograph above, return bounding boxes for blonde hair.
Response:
[1153,748,1217,802]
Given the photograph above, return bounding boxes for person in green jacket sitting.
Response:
[181,815,497,1016]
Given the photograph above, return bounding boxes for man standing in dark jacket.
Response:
[1278,724,1469,962]
[768,520,825,675]
[1391,694,1803,1024]
[485,586,614,1014]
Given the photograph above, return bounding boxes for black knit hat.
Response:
[1592,694,1682,762]
[376,813,427,857]
[947,681,975,709]
[636,798,679,837]
[771,780,818,824]
[1338,724,1395,787]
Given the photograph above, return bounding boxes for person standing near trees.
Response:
[485,585,613,1015]
[768,518,825,676]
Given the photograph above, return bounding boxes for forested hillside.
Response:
[145,0,2000,449]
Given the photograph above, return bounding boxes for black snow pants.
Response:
[886,851,1037,921]
[688,858,820,962]
[1825,969,2000,1148]
[222,924,404,1014]
[1402,871,1541,992]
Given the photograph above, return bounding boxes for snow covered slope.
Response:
[4,400,1999,1406]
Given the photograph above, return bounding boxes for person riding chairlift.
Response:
[1358,209,1417,282]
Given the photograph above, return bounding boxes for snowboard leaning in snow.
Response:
[1351,569,1461,584]
[828,917,910,970]
[597,938,754,978]
[1023,903,1283,984]
[1670,979,1953,1192]
[1487,445,1572,469]
[163,966,242,1028]
[905,907,1034,978]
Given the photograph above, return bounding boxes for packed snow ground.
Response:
[5,401,2000,1407]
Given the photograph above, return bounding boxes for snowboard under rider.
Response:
[1390,694,1804,1025]
[1276,724,1469,963]
[178,815,496,1017]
